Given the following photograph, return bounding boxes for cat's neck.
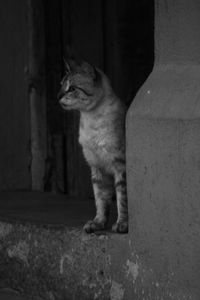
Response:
[81,73,119,117]
[80,92,119,120]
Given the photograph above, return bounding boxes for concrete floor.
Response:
[0,192,119,300]
[0,192,95,300]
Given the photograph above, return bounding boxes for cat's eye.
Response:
[60,75,68,86]
[68,86,76,92]
[76,87,93,97]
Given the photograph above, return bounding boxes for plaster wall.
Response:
[127,0,200,298]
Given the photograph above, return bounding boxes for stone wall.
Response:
[126,0,200,298]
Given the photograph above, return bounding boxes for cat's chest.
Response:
[79,124,106,151]
[79,121,110,166]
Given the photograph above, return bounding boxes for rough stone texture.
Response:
[0,191,198,299]
[0,221,130,300]
[0,215,195,300]
[0,190,170,300]
[0,217,175,300]
[126,0,200,299]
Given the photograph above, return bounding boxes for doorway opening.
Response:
[43,0,154,201]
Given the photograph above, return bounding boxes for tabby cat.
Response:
[58,59,128,233]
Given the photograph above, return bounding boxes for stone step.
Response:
[0,192,130,300]
[0,191,195,299]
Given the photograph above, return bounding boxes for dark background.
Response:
[0,0,154,200]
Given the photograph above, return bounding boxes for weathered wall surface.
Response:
[0,221,163,300]
[127,0,200,299]
[0,1,31,190]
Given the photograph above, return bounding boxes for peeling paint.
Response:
[126,259,139,284]
[34,240,38,247]
[94,290,102,299]
[0,223,12,238]
[81,232,94,242]
[47,291,55,300]
[7,241,29,265]
[110,281,124,300]
[95,269,111,289]
[82,274,97,289]
[98,234,108,240]
[60,254,74,274]
[107,254,111,265]
[89,283,97,289]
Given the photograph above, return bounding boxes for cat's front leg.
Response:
[83,167,114,233]
[112,168,128,233]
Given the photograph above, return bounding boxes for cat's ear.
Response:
[93,67,102,84]
[63,57,71,73]
[63,57,78,74]
[81,61,96,78]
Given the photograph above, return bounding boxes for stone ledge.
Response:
[0,192,196,299]
[0,220,129,300]
[0,192,129,300]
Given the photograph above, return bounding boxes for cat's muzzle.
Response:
[57,90,65,100]
[57,91,67,109]
[59,98,68,109]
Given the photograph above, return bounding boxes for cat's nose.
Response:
[57,90,65,100]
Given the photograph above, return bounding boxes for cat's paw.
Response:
[112,221,128,233]
[83,220,106,233]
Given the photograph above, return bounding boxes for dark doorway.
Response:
[0,0,31,190]
[44,0,154,199]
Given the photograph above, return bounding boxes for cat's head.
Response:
[58,59,103,112]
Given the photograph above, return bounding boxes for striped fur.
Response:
[58,59,128,233]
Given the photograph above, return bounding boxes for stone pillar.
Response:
[127,0,200,298]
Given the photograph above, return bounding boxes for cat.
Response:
[58,59,128,233]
